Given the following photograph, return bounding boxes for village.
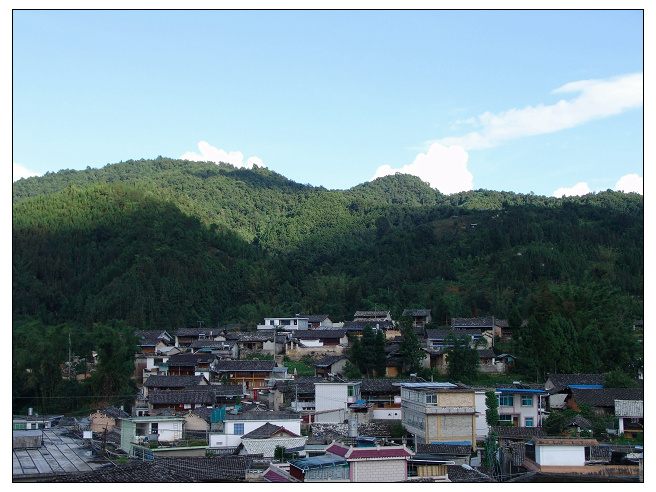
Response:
[12,311,644,483]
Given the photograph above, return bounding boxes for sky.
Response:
[12,9,645,197]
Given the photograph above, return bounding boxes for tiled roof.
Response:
[532,437,599,447]
[477,349,496,359]
[225,410,302,421]
[212,384,244,396]
[263,465,300,482]
[342,321,394,329]
[304,314,332,323]
[292,330,346,340]
[358,378,411,394]
[148,389,216,406]
[213,360,276,372]
[190,340,234,349]
[93,406,129,420]
[565,414,593,429]
[274,376,324,395]
[144,375,206,388]
[225,332,275,342]
[568,388,643,408]
[451,317,495,328]
[354,310,391,317]
[491,426,545,440]
[402,309,432,317]
[242,422,300,439]
[314,355,346,367]
[446,465,495,482]
[46,460,195,482]
[326,443,412,459]
[166,353,217,366]
[417,443,472,455]
[135,330,172,346]
[546,373,605,387]
[174,327,223,337]
[426,328,482,340]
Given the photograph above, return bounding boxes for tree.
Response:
[485,390,499,427]
[398,317,426,374]
[444,333,479,383]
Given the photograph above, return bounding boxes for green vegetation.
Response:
[12,157,643,411]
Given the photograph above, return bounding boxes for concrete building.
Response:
[400,382,476,451]
[314,381,362,423]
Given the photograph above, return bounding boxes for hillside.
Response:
[12,157,643,412]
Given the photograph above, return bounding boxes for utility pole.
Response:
[68,331,72,380]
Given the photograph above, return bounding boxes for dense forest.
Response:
[12,157,643,413]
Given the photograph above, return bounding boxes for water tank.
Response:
[348,419,358,438]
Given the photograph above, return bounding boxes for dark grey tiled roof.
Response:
[144,375,207,388]
[342,321,394,330]
[225,332,275,342]
[148,390,216,406]
[547,373,605,387]
[190,340,234,349]
[477,349,496,359]
[292,330,346,339]
[213,360,276,372]
[446,465,495,482]
[225,410,301,421]
[314,355,346,367]
[451,317,495,328]
[491,426,545,440]
[135,330,172,346]
[426,328,482,339]
[568,388,643,408]
[242,422,299,439]
[274,377,324,395]
[45,460,195,482]
[95,406,129,419]
[358,378,411,394]
[402,309,431,317]
[417,443,472,455]
[303,314,332,323]
[166,353,217,365]
[565,414,593,429]
[175,327,223,337]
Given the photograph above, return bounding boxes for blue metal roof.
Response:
[430,441,471,446]
[568,385,604,389]
[289,454,348,470]
[497,388,547,394]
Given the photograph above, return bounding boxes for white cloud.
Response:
[180,141,264,169]
[553,182,592,197]
[13,162,40,181]
[371,142,473,195]
[615,173,643,194]
[437,73,643,150]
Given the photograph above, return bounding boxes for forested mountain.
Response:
[12,157,643,412]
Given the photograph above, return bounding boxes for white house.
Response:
[473,388,500,440]
[314,381,362,423]
[208,410,303,449]
[258,316,309,331]
[496,384,547,428]
[119,415,186,456]
[531,437,599,469]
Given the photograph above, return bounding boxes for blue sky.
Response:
[12,9,644,197]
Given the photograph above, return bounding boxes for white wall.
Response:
[372,409,401,420]
[209,418,302,448]
[536,445,586,466]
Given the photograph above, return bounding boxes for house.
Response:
[190,339,238,359]
[12,413,62,431]
[354,310,393,323]
[303,314,335,329]
[493,318,528,342]
[257,316,309,331]
[359,378,410,420]
[174,327,224,348]
[288,441,413,482]
[208,410,303,450]
[341,320,395,337]
[451,317,495,346]
[89,406,129,433]
[565,388,643,418]
[526,437,599,472]
[400,382,477,450]
[271,376,323,413]
[119,415,187,457]
[147,388,217,413]
[471,387,500,440]
[263,464,302,482]
[496,382,547,428]
[136,347,184,386]
[142,375,209,398]
[615,399,643,439]
[314,355,348,378]
[544,373,605,410]
[491,425,545,444]
[424,329,483,373]
[211,360,276,399]
[285,330,348,359]
[134,330,174,354]
[238,422,308,458]
[224,331,284,358]
[401,309,433,328]
[164,352,218,378]
[564,414,594,437]
[314,380,363,423]
[415,443,473,466]
[477,349,505,374]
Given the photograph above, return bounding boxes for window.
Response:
[348,385,355,397]
[499,395,513,406]
[151,423,158,434]
[525,417,534,427]
[234,423,244,435]
[498,414,513,423]
[522,395,533,406]
[425,394,437,404]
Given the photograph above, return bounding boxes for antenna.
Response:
[197,320,203,329]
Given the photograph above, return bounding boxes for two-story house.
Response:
[314,380,363,423]
[257,316,309,331]
[211,359,276,400]
[400,382,477,450]
[496,382,547,428]
[208,409,303,450]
